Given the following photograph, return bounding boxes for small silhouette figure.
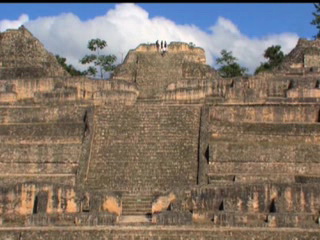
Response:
[163,41,167,53]
[161,40,163,51]
[156,40,159,52]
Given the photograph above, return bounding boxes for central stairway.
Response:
[118,193,153,225]
[85,104,200,191]
[122,193,153,216]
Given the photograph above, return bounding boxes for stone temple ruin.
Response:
[0,25,320,239]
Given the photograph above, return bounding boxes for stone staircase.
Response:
[117,193,153,225]
[86,104,200,191]
[121,193,153,216]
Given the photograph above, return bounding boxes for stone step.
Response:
[123,207,151,211]
[122,194,153,216]
[208,174,295,184]
[123,199,151,202]
[122,203,151,208]
[123,193,154,196]
[122,205,151,209]
[211,121,320,136]
[0,122,84,137]
[136,98,162,103]
[0,143,81,164]
[122,202,152,206]
[0,105,87,124]
[122,202,151,205]
[122,210,152,215]
[117,215,151,225]
[122,198,153,203]
[122,204,151,207]
[210,142,320,163]
[210,174,320,184]
[122,199,152,202]
[208,162,320,176]
[0,162,78,174]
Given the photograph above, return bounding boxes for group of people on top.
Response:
[156,40,167,56]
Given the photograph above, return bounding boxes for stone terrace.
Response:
[0,104,89,186]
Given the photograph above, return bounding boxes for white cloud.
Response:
[0,14,29,32]
[0,3,299,74]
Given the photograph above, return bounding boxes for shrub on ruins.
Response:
[311,3,320,39]
[216,49,248,78]
[254,45,284,75]
[189,42,196,49]
[80,38,117,79]
[55,55,85,76]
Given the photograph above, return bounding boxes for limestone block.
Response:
[0,92,17,103]
[102,195,122,216]
[152,192,176,214]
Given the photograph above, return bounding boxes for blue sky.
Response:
[1,3,315,38]
[141,3,315,38]
[0,3,315,73]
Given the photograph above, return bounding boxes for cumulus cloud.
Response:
[0,3,299,74]
[0,14,29,32]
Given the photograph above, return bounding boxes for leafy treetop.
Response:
[80,38,117,79]
[311,3,320,39]
[216,49,247,78]
[55,55,85,76]
[254,45,284,75]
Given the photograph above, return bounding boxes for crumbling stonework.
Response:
[0,26,69,79]
[0,27,320,239]
[279,38,320,71]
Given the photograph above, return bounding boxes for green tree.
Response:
[80,38,117,79]
[216,49,247,78]
[189,42,196,49]
[55,55,85,76]
[311,3,320,39]
[254,45,284,75]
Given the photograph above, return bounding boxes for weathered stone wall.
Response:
[208,120,320,183]
[222,72,320,104]
[0,105,87,123]
[279,38,320,71]
[287,88,320,98]
[0,183,122,222]
[0,77,139,105]
[0,105,90,186]
[85,104,201,192]
[0,183,79,217]
[163,79,214,102]
[210,104,320,123]
[224,76,268,103]
[304,54,320,68]
[190,183,320,228]
[153,211,192,225]
[27,212,117,226]
[267,77,290,97]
